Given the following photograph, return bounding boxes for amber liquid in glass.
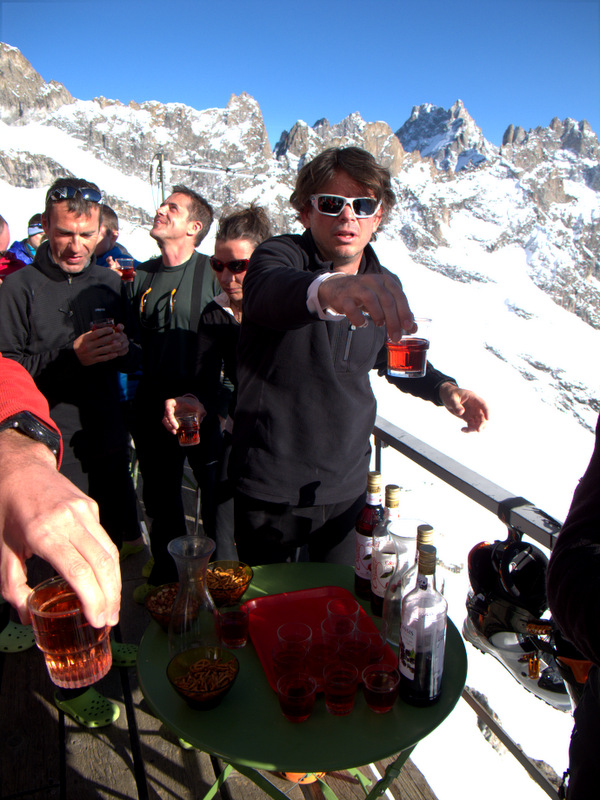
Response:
[387,337,429,377]
[32,585,111,689]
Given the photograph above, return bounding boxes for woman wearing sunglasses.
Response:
[162,205,272,558]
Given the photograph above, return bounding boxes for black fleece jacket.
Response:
[231,230,455,506]
[0,242,140,456]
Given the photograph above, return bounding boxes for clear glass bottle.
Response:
[382,523,434,646]
[371,485,412,616]
[167,534,219,658]
[399,544,447,706]
[354,470,384,600]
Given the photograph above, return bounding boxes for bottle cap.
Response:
[384,484,401,507]
[366,470,381,492]
[417,524,434,547]
[418,544,437,575]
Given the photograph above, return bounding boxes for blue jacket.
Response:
[7,239,35,265]
[96,242,139,267]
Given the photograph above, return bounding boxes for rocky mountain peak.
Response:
[274,111,405,175]
[0,43,74,123]
[395,99,496,172]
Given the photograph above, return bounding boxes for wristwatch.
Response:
[0,411,61,457]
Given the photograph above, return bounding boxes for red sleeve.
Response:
[0,353,63,465]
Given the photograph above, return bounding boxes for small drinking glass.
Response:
[321,616,355,650]
[362,664,400,713]
[306,639,339,691]
[276,673,317,723]
[338,630,371,674]
[116,257,135,282]
[276,622,312,649]
[357,617,386,664]
[176,412,200,447]
[326,597,360,628]
[386,317,431,378]
[323,661,359,716]
[27,576,112,689]
[272,642,308,678]
[217,603,249,649]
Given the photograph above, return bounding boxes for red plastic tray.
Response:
[245,586,396,691]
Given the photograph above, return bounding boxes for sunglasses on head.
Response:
[309,194,382,218]
[210,256,249,274]
[47,185,103,204]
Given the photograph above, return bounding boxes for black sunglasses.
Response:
[47,185,103,204]
[210,256,249,274]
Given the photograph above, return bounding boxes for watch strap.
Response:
[0,411,61,457]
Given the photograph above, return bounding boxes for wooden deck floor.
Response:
[0,476,439,800]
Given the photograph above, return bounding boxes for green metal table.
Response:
[137,562,467,800]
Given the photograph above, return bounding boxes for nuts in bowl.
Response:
[144,582,178,631]
[206,560,253,607]
[167,646,239,710]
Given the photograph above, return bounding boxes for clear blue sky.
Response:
[1,0,598,148]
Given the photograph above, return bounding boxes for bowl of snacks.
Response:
[206,561,253,607]
[167,646,239,710]
[144,583,179,631]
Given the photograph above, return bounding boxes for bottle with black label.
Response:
[398,544,447,706]
[354,471,384,600]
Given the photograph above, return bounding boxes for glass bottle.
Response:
[354,470,384,600]
[371,485,410,616]
[382,523,434,646]
[167,534,219,658]
[399,544,447,706]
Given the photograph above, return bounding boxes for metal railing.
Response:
[372,415,564,800]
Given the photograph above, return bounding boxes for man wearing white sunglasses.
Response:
[231,146,489,567]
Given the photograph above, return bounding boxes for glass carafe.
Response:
[167,535,218,658]
[381,528,417,646]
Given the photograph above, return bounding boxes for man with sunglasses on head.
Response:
[0,177,141,725]
[128,186,220,602]
[231,146,489,566]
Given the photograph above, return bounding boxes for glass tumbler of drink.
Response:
[386,317,431,378]
[276,622,312,650]
[323,661,359,716]
[277,673,317,723]
[176,412,200,447]
[27,576,112,689]
[362,664,400,713]
[356,616,386,664]
[326,597,360,629]
[217,603,249,648]
[116,257,135,282]
[321,616,355,651]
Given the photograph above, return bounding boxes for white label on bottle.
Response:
[399,623,416,679]
[355,532,373,579]
[371,545,397,598]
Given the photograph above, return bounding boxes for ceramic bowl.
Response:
[206,561,253,607]
[167,646,239,710]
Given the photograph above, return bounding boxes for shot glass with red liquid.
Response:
[217,603,249,649]
[306,639,339,691]
[272,642,309,679]
[176,412,200,447]
[276,673,317,723]
[386,317,431,378]
[27,576,112,689]
[116,257,135,282]
[323,661,359,716]
[90,308,116,331]
[338,630,371,675]
[362,664,400,713]
[357,617,386,664]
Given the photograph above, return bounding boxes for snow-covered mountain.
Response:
[1,39,599,800]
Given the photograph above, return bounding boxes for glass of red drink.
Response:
[357,617,386,664]
[217,603,249,649]
[323,662,359,716]
[272,642,308,679]
[339,630,371,675]
[276,622,312,649]
[326,597,360,628]
[386,317,431,378]
[306,639,339,691]
[321,616,355,650]
[276,673,317,723]
[116,257,135,282]
[176,412,200,447]
[27,576,112,689]
[362,664,400,713]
